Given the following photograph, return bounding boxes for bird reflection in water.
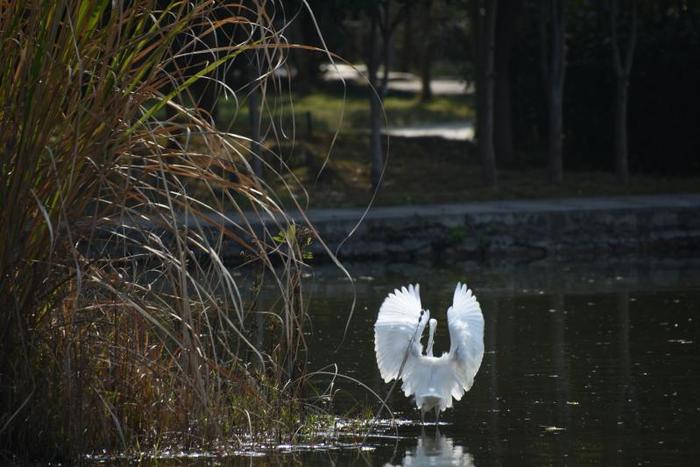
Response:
[385,428,475,467]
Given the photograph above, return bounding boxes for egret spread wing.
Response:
[447,282,485,394]
[374,284,428,383]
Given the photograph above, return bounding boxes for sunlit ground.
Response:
[270,134,700,208]
[212,90,700,209]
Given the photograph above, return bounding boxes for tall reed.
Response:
[0,0,323,460]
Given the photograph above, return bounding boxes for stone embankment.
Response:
[296,194,700,262]
[98,194,700,263]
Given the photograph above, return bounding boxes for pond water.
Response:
[129,256,700,466]
[292,257,700,466]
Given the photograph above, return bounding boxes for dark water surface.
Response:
[134,257,700,466]
[296,258,700,466]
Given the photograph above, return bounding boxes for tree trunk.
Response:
[420,0,434,102]
[548,84,564,183]
[380,1,392,96]
[400,3,414,72]
[474,0,498,188]
[368,14,384,190]
[539,0,567,184]
[494,0,519,165]
[293,5,324,95]
[610,0,637,184]
[614,80,629,184]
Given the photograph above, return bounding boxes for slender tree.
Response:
[399,2,415,72]
[419,0,435,101]
[364,0,408,189]
[472,0,499,187]
[494,0,521,165]
[610,0,638,184]
[368,9,384,189]
[539,0,567,184]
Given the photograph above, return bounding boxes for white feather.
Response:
[447,282,485,394]
[374,284,428,383]
[374,282,485,414]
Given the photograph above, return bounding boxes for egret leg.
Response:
[435,407,440,425]
[420,409,425,426]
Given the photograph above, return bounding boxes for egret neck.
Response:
[426,318,437,357]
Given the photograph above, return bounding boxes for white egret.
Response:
[374,283,485,424]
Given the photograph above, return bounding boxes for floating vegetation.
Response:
[80,416,431,463]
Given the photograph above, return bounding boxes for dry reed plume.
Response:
[0,0,333,460]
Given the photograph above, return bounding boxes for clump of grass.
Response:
[0,0,339,460]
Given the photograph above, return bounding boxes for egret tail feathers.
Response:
[401,357,467,412]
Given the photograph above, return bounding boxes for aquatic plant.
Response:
[0,0,336,460]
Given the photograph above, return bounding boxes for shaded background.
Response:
[194,0,700,207]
